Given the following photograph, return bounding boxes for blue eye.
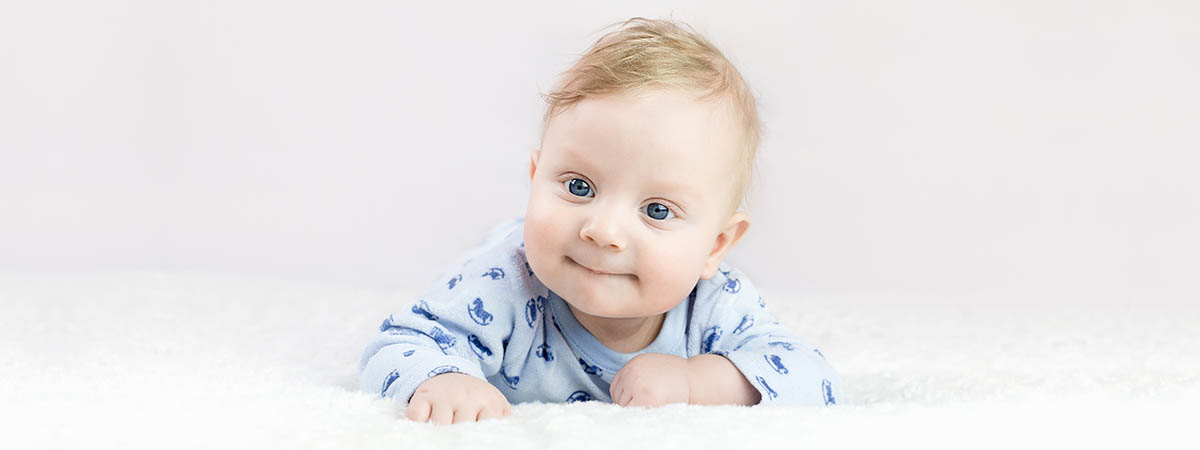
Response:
[645,202,674,220]
[565,178,593,197]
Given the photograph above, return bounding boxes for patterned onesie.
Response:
[359,217,843,406]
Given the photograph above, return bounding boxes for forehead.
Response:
[542,89,742,195]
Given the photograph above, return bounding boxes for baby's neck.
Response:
[566,304,666,353]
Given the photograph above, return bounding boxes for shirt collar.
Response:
[545,288,691,377]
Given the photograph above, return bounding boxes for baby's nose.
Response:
[580,215,625,251]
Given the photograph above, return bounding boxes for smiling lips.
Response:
[569,256,623,276]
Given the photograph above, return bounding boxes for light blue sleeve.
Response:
[358,222,528,407]
[696,266,844,407]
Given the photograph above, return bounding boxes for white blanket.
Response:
[2,272,1195,449]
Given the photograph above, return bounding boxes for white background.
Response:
[3,0,1197,304]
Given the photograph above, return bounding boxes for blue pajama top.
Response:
[358,217,843,407]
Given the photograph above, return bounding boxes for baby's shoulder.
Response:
[690,261,765,316]
[419,217,545,310]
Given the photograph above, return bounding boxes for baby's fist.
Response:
[406,372,512,425]
[609,353,691,407]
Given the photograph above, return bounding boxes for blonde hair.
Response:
[540,17,761,213]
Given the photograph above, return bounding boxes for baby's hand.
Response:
[609,353,691,407]
[406,372,512,425]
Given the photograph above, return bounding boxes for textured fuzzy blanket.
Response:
[2,272,1195,449]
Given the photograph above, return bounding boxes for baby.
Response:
[359,17,843,425]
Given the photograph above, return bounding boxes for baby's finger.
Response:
[477,405,502,422]
[452,405,479,424]
[628,393,664,408]
[429,402,454,426]
[609,383,624,404]
[623,394,638,407]
[406,398,432,423]
[616,388,633,406]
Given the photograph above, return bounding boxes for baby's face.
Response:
[524,88,748,319]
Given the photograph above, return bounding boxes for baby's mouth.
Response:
[566,256,630,278]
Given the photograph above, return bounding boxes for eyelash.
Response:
[559,176,680,221]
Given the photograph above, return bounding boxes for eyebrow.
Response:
[558,146,602,177]
[646,179,697,213]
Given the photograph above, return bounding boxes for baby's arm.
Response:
[611,269,842,407]
[698,269,844,406]
[359,270,522,424]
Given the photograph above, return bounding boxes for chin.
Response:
[557,285,635,318]
[566,300,638,319]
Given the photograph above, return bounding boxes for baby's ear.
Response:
[701,212,751,279]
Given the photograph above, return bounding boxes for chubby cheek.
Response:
[638,240,709,312]
[523,194,563,281]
